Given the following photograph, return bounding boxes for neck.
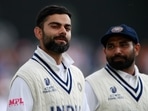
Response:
[39,45,63,65]
[47,51,63,65]
[122,65,135,75]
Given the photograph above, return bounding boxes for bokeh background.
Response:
[0,0,148,110]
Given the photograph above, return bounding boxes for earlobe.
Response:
[34,27,42,39]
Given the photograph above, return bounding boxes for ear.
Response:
[103,47,106,55]
[34,26,43,40]
[134,43,141,56]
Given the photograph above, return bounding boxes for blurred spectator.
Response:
[67,37,92,77]
[136,45,148,74]
[0,73,11,111]
[0,20,19,111]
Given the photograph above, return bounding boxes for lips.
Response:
[54,36,68,41]
[54,38,67,45]
[112,56,125,62]
[54,36,68,44]
[56,39,66,43]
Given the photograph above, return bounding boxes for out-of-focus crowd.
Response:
[0,20,36,111]
[1,20,148,111]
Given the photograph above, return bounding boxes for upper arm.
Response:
[85,80,99,111]
[7,77,33,111]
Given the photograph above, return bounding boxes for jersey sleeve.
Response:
[82,92,90,111]
[6,77,33,111]
[85,80,99,111]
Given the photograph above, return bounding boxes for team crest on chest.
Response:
[108,86,124,100]
[43,78,56,93]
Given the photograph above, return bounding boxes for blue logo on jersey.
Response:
[43,78,56,93]
[108,86,124,100]
[44,78,50,86]
[110,86,117,93]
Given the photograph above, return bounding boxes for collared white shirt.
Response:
[7,46,90,111]
[85,65,140,111]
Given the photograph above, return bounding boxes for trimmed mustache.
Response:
[112,55,126,60]
[54,35,68,42]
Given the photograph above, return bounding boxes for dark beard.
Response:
[43,35,70,54]
[107,55,135,70]
[44,40,69,53]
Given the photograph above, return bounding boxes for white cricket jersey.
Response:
[7,46,89,111]
[85,64,148,111]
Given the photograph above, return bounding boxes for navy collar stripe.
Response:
[34,53,68,85]
[107,64,139,92]
[105,65,143,101]
[32,53,72,94]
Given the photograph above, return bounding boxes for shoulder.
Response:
[139,73,148,79]
[69,65,85,81]
[17,58,45,75]
[139,73,148,86]
[86,68,106,80]
[19,59,41,71]
[70,65,83,74]
[11,59,43,84]
[85,68,110,87]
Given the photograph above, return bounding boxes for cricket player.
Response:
[85,24,148,111]
[7,5,90,111]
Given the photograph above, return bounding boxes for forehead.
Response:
[45,14,71,24]
[107,35,132,43]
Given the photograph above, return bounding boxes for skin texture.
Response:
[103,35,141,75]
[34,14,71,64]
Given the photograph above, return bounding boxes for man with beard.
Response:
[85,24,148,111]
[6,5,90,111]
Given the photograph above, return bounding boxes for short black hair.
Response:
[35,5,72,28]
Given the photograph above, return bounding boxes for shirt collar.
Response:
[107,64,140,79]
[34,46,74,70]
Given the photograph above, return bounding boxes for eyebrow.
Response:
[48,22,71,27]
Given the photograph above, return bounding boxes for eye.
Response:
[50,24,60,29]
[120,42,129,48]
[106,44,114,49]
[65,25,71,31]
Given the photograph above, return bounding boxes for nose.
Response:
[114,47,122,54]
[59,26,66,35]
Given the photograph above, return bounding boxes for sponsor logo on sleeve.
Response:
[8,98,24,107]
